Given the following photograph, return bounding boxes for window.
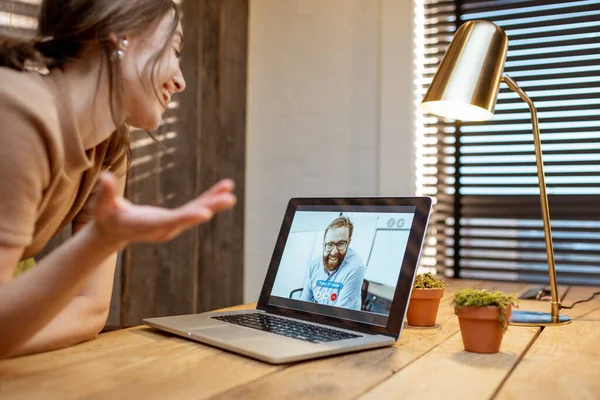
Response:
[415,0,600,285]
[0,0,39,38]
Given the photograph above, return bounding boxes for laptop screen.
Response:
[266,203,422,327]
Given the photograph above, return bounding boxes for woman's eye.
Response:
[174,49,181,59]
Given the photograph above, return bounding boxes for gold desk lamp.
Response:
[420,20,570,327]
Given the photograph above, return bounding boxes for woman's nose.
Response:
[172,72,186,93]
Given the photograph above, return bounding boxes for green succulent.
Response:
[413,273,445,289]
[452,288,519,330]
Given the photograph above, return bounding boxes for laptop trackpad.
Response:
[190,326,266,341]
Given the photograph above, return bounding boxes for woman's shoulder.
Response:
[0,67,57,120]
[0,67,61,140]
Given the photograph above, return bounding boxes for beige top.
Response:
[0,67,126,260]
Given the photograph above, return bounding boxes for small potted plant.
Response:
[452,288,519,354]
[406,273,445,326]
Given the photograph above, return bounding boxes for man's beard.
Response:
[323,252,347,272]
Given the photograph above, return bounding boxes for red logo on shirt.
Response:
[330,293,337,301]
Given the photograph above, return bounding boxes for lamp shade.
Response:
[420,20,508,121]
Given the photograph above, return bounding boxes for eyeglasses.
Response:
[323,240,349,252]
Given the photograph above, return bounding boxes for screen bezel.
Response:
[256,197,432,339]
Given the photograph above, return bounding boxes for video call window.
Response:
[270,211,414,317]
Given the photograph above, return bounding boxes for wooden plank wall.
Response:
[196,0,248,314]
[121,0,248,326]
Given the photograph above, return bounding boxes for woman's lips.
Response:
[162,84,174,104]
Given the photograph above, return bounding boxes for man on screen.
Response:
[300,217,365,310]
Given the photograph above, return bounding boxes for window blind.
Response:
[416,0,600,285]
[0,0,39,38]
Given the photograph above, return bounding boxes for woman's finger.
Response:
[157,206,215,235]
[182,192,237,214]
[202,192,237,212]
[202,178,236,197]
[168,192,237,231]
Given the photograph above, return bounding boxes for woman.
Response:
[0,0,236,358]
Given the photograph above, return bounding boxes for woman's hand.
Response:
[92,171,237,244]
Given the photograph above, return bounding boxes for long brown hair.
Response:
[0,0,181,171]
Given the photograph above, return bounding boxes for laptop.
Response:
[144,197,432,364]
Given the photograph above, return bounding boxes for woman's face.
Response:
[120,11,186,130]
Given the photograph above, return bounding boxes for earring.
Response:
[112,39,128,61]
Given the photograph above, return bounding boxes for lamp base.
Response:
[509,310,571,327]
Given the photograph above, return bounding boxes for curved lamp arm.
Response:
[502,75,563,324]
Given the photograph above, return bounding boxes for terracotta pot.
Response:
[455,305,512,354]
[406,288,444,326]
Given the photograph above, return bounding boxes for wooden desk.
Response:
[1,279,599,399]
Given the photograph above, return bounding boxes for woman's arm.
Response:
[0,172,236,359]
[0,221,124,359]
[8,291,115,357]
[8,249,120,357]
[8,173,127,357]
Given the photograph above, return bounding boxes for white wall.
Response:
[245,0,415,302]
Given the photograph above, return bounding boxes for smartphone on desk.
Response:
[519,286,551,300]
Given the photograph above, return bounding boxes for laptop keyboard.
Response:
[211,313,361,343]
